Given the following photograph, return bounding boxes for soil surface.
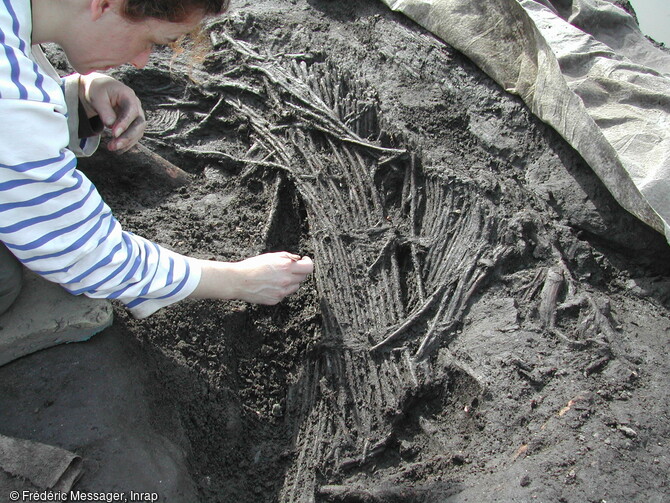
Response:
[3,0,670,502]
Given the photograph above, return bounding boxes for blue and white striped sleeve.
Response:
[0,1,201,318]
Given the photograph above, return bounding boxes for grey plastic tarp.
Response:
[379,0,670,242]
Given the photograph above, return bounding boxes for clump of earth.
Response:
[36,0,670,501]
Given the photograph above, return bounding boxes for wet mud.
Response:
[77,0,670,501]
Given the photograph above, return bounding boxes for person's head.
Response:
[39,0,230,74]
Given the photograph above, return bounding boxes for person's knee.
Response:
[0,244,23,315]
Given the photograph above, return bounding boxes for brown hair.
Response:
[121,0,230,23]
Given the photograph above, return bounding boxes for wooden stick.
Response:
[79,141,192,188]
[126,143,192,187]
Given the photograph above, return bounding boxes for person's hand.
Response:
[230,252,314,305]
[192,252,314,305]
[79,73,146,153]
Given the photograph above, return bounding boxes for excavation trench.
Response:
[74,1,670,502]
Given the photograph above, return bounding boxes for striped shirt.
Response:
[0,0,201,318]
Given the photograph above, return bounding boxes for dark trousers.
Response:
[0,242,22,315]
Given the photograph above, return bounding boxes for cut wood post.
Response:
[79,141,192,188]
[125,143,192,187]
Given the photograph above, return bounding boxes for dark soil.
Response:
[33,0,670,501]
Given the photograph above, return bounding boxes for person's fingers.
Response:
[111,97,144,139]
[108,138,133,154]
[291,256,314,274]
[282,252,302,261]
[108,115,146,152]
[90,94,117,129]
